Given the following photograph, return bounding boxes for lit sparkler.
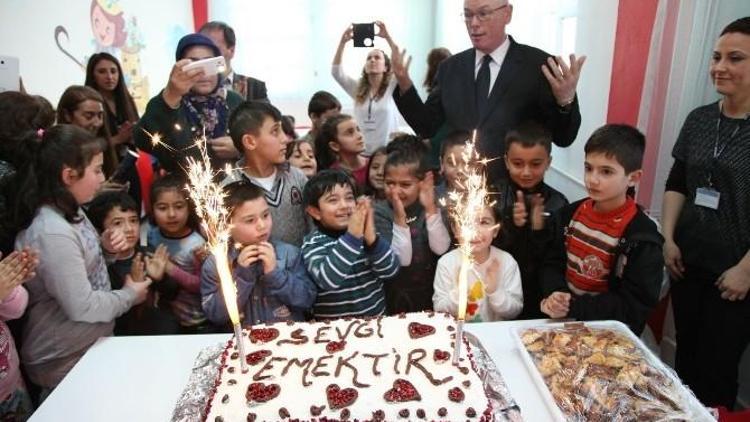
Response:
[441,130,492,365]
[184,134,248,373]
[140,128,177,153]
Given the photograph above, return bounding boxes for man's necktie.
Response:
[475,54,492,120]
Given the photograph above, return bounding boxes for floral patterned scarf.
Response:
[182,85,229,140]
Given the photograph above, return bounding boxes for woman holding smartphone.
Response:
[332,21,406,155]
[134,33,243,174]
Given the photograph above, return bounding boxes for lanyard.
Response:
[707,102,749,187]
[713,102,749,160]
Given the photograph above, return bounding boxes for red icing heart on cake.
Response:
[383,378,422,402]
[408,322,436,339]
[326,384,358,409]
[245,382,280,403]
[433,349,450,362]
[326,340,346,353]
[249,328,279,343]
[448,386,465,402]
[245,350,271,365]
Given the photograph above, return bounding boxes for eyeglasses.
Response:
[461,4,508,22]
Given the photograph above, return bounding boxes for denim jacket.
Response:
[201,241,316,325]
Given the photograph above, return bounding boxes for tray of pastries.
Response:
[513,321,714,422]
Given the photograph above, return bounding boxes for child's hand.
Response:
[193,245,209,264]
[540,291,571,318]
[123,274,152,305]
[101,227,129,255]
[144,245,169,281]
[347,198,368,238]
[512,191,528,227]
[418,172,437,216]
[237,244,258,268]
[483,258,501,294]
[4,248,38,283]
[130,252,146,283]
[0,249,37,302]
[257,242,277,274]
[529,194,546,231]
[386,188,407,227]
[363,198,377,246]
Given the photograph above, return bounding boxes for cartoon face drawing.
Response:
[91,4,116,46]
[89,0,127,50]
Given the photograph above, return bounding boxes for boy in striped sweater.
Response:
[539,125,663,334]
[302,170,399,318]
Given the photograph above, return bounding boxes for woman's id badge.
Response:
[362,118,377,133]
[695,187,720,209]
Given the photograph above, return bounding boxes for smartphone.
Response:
[182,56,226,76]
[0,56,20,93]
[352,23,375,48]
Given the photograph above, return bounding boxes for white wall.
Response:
[0,0,193,111]
[209,0,435,124]
[546,0,618,202]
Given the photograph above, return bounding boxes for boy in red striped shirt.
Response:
[539,125,664,334]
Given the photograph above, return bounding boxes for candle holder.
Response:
[233,323,249,373]
[452,319,464,365]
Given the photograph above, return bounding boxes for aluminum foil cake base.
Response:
[172,334,522,422]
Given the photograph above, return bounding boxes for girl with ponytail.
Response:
[14,124,150,394]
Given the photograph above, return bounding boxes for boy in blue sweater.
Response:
[201,181,316,326]
[302,170,399,318]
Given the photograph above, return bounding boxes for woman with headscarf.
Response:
[134,33,243,174]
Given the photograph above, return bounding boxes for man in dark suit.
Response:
[391,0,585,183]
[200,21,269,102]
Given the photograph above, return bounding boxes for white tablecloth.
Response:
[29,319,557,422]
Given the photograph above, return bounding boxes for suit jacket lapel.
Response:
[458,51,479,126]
[479,37,521,127]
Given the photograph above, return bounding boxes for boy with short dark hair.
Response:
[301,169,399,318]
[86,191,180,335]
[539,124,663,334]
[497,121,569,318]
[223,101,308,246]
[435,130,470,200]
[301,91,342,145]
[201,181,316,325]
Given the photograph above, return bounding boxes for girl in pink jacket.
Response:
[0,248,37,420]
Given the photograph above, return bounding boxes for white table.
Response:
[29,320,555,422]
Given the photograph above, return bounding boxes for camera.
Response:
[352,23,375,48]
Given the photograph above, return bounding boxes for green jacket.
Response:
[134,89,244,173]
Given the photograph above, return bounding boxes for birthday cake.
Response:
[204,312,492,421]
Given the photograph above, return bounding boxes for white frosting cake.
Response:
[204,312,492,421]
